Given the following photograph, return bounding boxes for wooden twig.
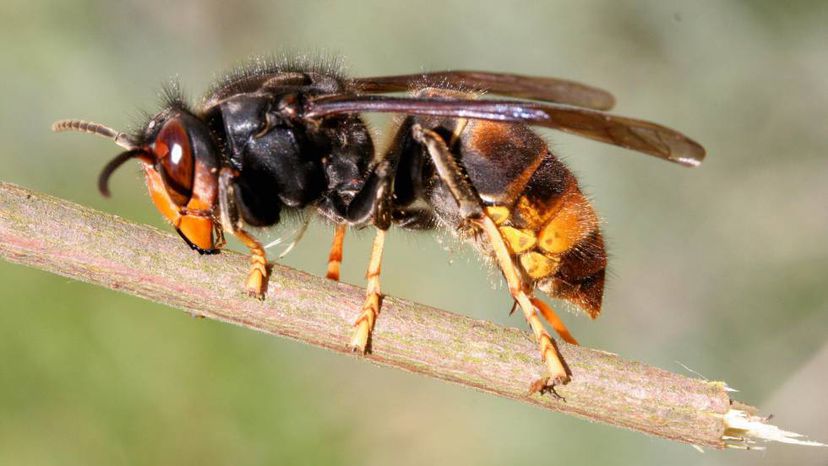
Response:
[0,181,820,450]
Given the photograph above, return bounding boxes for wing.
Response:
[203,71,313,110]
[304,95,706,167]
[348,70,616,111]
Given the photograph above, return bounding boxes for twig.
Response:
[0,181,821,450]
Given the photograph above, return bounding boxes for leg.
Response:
[349,229,386,353]
[411,124,483,220]
[530,297,579,345]
[478,216,570,391]
[318,135,399,351]
[218,168,269,298]
[234,229,268,298]
[326,224,347,281]
[413,125,571,392]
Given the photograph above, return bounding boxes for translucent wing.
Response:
[305,95,705,166]
[349,70,615,110]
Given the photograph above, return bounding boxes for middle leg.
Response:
[326,224,347,281]
[349,229,386,353]
[321,155,396,352]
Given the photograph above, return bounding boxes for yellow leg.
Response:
[233,229,268,299]
[349,229,386,353]
[477,216,570,392]
[531,297,579,345]
[326,224,347,281]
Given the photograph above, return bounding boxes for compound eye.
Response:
[153,118,194,206]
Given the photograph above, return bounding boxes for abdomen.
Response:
[460,120,607,318]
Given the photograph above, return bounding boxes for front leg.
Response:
[218,167,269,299]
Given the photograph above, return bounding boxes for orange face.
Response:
[142,117,219,252]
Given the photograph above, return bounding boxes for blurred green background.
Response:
[1,0,826,465]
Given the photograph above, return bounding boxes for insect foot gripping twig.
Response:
[2,182,825,451]
[232,228,269,299]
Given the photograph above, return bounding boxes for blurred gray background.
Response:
[1,0,826,465]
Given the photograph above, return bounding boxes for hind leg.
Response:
[477,216,571,390]
[531,297,579,345]
[413,125,570,392]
